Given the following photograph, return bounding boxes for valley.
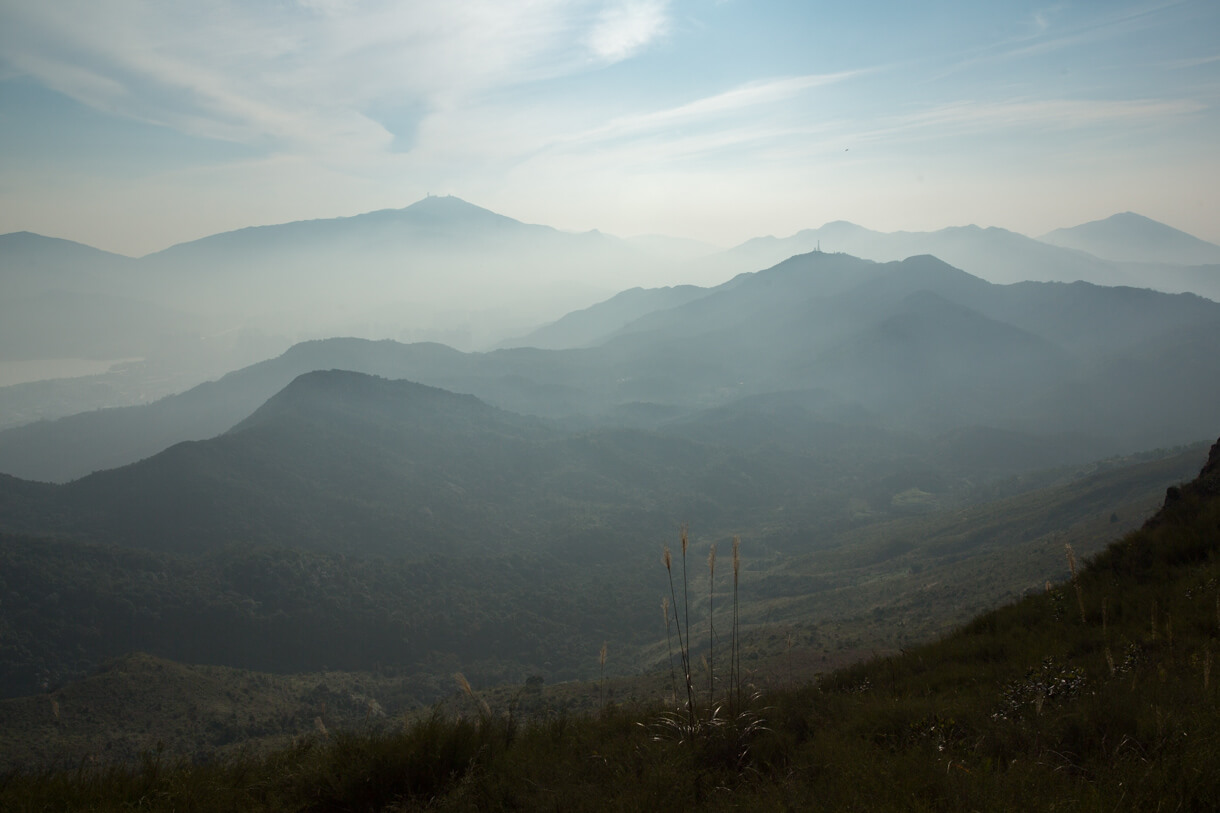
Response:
[4,4,1219,806]
[1,199,1218,805]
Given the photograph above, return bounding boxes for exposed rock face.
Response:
[1200,437,1220,494]
[1157,435,1220,515]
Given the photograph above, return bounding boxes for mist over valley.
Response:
[3,2,1220,806]
[2,200,1218,718]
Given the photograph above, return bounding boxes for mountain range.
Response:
[3,230,1219,712]
[3,198,1218,425]
[0,359,1207,697]
[3,248,1218,484]
[1,196,679,361]
[3,195,1220,785]
[1039,212,1220,265]
[691,216,1220,300]
[1,370,722,558]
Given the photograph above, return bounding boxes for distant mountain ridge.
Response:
[144,196,553,264]
[0,196,690,390]
[3,363,1203,564]
[502,284,710,349]
[0,369,767,558]
[4,201,1218,396]
[3,250,1220,483]
[3,200,1219,439]
[1040,212,1220,266]
[694,218,1220,300]
[0,231,134,294]
[132,194,668,340]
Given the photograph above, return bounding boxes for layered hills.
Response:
[0,196,678,367]
[3,199,1218,429]
[696,216,1220,298]
[7,370,720,557]
[3,201,1220,785]
[0,196,693,425]
[3,251,1219,483]
[0,357,1209,699]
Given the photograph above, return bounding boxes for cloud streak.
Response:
[1,0,1217,254]
[0,0,673,157]
[585,0,669,61]
[560,71,863,147]
[879,96,1207,139]
[926,0,1192,83]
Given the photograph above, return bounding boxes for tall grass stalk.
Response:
[1103,597,1116,676]
[786,630,794,686]
[707,543,716,710]
[599,642,608,709]
[663,544,696,723]
[731,536,742,713]
[681,525,691,692]
[658,531,751,732]
[454,672,491,720]
[662,596,677,703]
[1065,543,1086,623]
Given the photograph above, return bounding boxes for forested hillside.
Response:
[4,436,1216,809]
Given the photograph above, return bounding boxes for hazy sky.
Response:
[1,0,1218,256]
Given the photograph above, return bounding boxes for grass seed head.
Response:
[454,672,491,718]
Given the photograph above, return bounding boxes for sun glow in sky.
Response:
[1,0,1218,256]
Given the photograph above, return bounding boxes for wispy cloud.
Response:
[2,0,1216,254]
[858,96,1206,146]
[553,71,864,150]
[585,1,669,62]
[1165,53,1220,70]
[928,0,1190,81]
[0,0,673,157]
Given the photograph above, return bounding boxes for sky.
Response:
[1,0,1218,257]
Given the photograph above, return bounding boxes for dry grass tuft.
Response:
[454,672,491,719]
[1065,543,1086,623]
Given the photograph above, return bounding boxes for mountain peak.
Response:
[400,195,516,225]
[0,231,132,261]
[231,369,488,435]
[1039,213,1220,265]
[1105,211,1157,225]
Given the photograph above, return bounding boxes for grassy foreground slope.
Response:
[3,437,1218,811]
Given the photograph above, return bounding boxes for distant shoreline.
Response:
[0,358,142,388]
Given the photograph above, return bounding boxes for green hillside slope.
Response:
[4,435,1217,809]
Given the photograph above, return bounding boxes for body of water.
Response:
[0,358,142,388]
